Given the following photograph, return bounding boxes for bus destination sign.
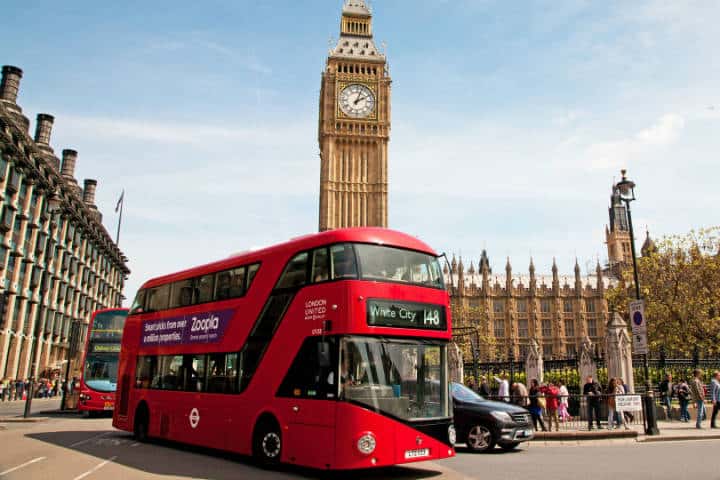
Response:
[367,299,446,330]
[92,343,121,353]
[141,309,234,347]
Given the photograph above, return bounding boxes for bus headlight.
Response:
[356,432,376,455]
[448,424,456,445]
[79,394,91,401]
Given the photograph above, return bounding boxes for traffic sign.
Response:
[629,299,648,354]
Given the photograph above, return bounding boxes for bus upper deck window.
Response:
[331,244,357,279]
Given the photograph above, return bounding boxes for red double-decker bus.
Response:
[113,228,455,469]
[78,308,129,415]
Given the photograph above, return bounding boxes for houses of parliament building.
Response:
[317,1,657,361]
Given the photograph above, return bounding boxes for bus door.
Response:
[278,337,337,468]
[173,353,235,450]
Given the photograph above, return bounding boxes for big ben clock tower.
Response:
[318,0,391,231]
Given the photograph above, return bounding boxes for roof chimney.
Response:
[34,113,54,146]
[83,179,97,206]
[61,149,79,185]
[0,65,23,104]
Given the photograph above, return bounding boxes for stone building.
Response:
[447,255,611,362]
[318,0,390,231]
[0,65,130,380]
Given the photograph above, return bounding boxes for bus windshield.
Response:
[354,244,444,289]
[340,336,449,421]
[84,353,119,392]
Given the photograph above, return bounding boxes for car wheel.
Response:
[253,419,282,467]
[500,442,520,451]
[466,424,495,452]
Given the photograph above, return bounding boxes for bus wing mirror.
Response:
[317,342,331,368]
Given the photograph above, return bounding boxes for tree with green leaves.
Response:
[606,227,720,358]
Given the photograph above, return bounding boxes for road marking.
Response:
[130,442,140,447]
[0,457,46,476]
[72,456,118,480]
[69,431,113,448]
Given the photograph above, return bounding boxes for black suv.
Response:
[451,382,534,452]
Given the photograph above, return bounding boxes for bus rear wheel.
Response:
[253,419,282,467]
[133,405,149,442]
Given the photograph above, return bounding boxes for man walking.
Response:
[583,375,602,430]
[710,371,720,429]
[479,376,491,398]
[689,369,706,429]
[659,373,674,420]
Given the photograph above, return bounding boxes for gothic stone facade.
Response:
[449,255,611,362]
[318,0,390,231]
[0,65,130,380]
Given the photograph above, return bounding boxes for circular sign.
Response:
[632,311,644,326]
[189,408,200,429]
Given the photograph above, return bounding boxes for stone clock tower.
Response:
[318,0,391,231]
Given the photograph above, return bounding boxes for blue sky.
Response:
[2,0,718,301]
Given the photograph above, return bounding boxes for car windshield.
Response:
[340,336,449,421]
[451,382,486,402]
[354,244,444,289]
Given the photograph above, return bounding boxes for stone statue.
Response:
[578,336,597,385]
[448,342,463,384]
[604,312,635,393]
[525,339,543,384]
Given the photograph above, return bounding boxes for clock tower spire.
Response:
[318,0,391,231]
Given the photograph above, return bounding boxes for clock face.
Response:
[339,84,375,118]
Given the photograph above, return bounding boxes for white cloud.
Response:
[586,114,685,170]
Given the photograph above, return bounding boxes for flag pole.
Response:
[115,190,124,246]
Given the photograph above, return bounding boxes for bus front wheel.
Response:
[133,404,150,442]
[253,418,282,467]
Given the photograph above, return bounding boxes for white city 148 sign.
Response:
[629,299,648,355]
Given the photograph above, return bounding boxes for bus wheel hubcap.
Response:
[262,432,280,458]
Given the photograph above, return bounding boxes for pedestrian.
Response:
[541,381,560,432]
[15,378,24,401]
[466,376,477,392]
[511,381,529,407]
[479,376,491,398]
[676,379,691,422]
[617,378,634,423]
[528,379,547,432]
[0,378,6,401]
[583,375,602,430]
[494,374,510,402]
[558,380,570,422]
[689,369,706,429]
[608,378,629,430]
[710,371,720,429]
[659,373,674,421]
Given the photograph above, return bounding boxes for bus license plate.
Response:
[404,448,430,459]
[103,402,114,410]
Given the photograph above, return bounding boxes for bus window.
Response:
[215,267,245,301]
[246,263,260,290]
[276,253,309,289]
[207,353,238,394]
[170,279,194,309]
[146,285,170,312]
[311,248,329,283]
[182,354,206,392]
[331,244,357,279]
[130,290,146,315]
[196,273,215,304]
[153,355,184,390]
[277,337,338,399]
[135,356,156,389]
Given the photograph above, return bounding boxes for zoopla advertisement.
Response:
[140,309,234,347]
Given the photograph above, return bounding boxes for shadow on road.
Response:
[27,429,445,480]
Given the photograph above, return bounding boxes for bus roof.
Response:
[137,228,439,291]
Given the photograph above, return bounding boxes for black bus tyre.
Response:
[253,420,282,467]
[466,424,495,452]
[133,405,149,442]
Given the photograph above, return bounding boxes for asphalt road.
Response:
[1,411,719,480]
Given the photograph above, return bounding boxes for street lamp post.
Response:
[615,169,659,435]
[24,192,61,418]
